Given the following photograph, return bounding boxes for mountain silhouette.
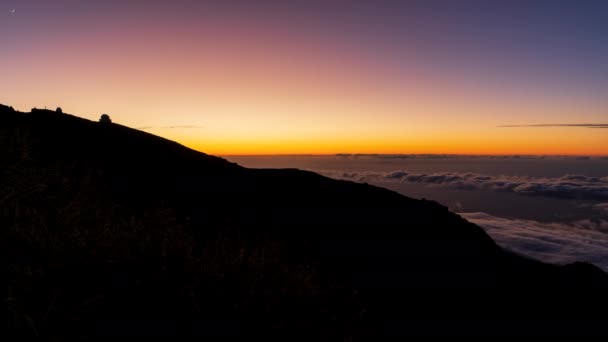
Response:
[2,104,608,339]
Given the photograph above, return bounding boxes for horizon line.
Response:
[220,153,608,157]
[499,124,608,128]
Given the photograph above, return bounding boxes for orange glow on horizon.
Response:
[173,126,608,156]
[2,7,608,156]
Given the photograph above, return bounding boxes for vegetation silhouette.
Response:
[99,114,112,124]
[1,104,608,339]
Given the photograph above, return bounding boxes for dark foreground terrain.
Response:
[2,104,608,339]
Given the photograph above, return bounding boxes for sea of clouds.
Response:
[319,170,608,201]
[461,211,608,271]
[228,155,608,271]
[318,169,608,270]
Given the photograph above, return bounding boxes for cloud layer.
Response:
[499,124,608,128]
[320,170,608,201]
[461,212,608,271]
[333,154,604,160]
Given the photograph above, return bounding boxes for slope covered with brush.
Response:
[2,104,607,339]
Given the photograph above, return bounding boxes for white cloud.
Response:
[318,170,608,201]
[461,212,608,271]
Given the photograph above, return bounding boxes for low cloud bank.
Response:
[461,212,608,271]
[499,124,608,128]
[319,170,608,201]
[333,154,602,160]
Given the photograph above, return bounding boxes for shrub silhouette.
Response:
[56,107,63,114]
[99,114,112,124]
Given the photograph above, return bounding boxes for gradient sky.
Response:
[2,1,608,155]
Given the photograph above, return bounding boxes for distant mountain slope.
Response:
[2,104,608,339]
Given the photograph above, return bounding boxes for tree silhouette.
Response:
[56,107,63,114]
[99,114,112,124]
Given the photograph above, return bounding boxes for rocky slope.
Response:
[2,104,607,339]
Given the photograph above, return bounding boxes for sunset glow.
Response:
[2,1,607,155]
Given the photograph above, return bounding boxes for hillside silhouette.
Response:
[2,104,608,339]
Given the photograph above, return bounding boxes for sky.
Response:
[2,1,608,155]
